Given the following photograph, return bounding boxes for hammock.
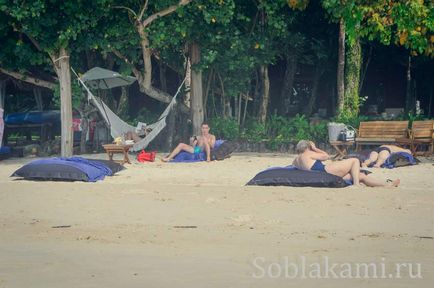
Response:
[73,69,185,152]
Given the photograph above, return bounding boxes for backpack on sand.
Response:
[211,141,238,161]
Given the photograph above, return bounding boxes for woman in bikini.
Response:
[292,140,400,187]
[362,145,412,168]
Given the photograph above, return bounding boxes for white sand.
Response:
[0,153,433,287]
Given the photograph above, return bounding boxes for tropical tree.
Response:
[0,0,110,156]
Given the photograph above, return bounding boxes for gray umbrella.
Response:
[81,67,136,90]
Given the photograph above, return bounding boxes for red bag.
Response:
[137,150,157,162]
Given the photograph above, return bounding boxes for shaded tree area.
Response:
[0,0,433,152]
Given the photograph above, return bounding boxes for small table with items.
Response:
[329,141,355,160]
[102,144,134,165]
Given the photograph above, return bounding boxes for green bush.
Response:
[209,117,240,140]
[210,114,329,148]
[334,112,370,129]
[241,118,267,142]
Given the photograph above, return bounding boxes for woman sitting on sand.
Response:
[362,145,412,168]
[292,140,400,187]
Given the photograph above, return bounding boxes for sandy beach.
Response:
[1,153,434,287]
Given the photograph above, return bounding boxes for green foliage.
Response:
[52,81,82,110]
[321,0,434,57]
[209,117,240,140]
[211,114,329,149]
[125,107,159,127]
[241,119,267,142]
[334,112,370,129]
[265,114,328,147]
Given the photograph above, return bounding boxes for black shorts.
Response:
[374,146,391,154]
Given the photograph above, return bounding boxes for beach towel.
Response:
[246,165,350,188]
[382,152,417,169]
[11,157,123,182]
[170,140,225,163]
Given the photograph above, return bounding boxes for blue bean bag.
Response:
[170,140,225,163]
[11,157,124,182]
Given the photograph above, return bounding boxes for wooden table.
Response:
[102,144,133,164]
[330,141,354,160]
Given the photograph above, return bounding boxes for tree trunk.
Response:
[203,68,214,120]
[359,44,372,95]
[79,110,88,154]
[190,42,204,135]
[280,54,297,114]
[184,57,191,108]
[258,65,270,123]
[116,87,129,117]
[54,48,73,157]
[304,67,324,116]
[428,87,433,117]
[337,18,346,115]
[0,80,5,109]
[405,55,413,113]
[165,103,177,151]
[159,60,167,92]
[344,37,362,115]
[34,88,43,111]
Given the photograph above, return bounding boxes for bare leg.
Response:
[204,143,211,162]
[359,173,400,187]
[162,143,194,162]
[125,131,141,143]
[373,151,390,168]
[362,151,378,168]
[325,158,361,185]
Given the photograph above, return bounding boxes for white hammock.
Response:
[73,69,185,152]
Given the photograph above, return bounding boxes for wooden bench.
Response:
[355,121,409,151]
[397,120,434,155]
[102,144,133,164]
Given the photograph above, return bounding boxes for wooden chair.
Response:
[355,121,409,151]
[397,120,434,155]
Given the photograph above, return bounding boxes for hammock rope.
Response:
[72,68,185,151]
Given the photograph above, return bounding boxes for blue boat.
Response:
[5,110,60,125]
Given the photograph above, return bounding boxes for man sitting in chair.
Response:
[162,122,216,162]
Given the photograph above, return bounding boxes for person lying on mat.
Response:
[162,122,216,162]
[292,140,400,187]
[362,145,412,168]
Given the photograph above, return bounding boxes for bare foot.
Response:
[161,157,170,162]
[387,179,400,187]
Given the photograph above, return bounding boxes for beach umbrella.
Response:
[81,67,136,90]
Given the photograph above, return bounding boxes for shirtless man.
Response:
[293,140,400,187]
[362,145,412,168]
[162,122,216,162]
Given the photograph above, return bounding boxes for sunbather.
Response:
[162,122,216,162]
[124,124,152,143]
[293,140,400,187]
[362,145,412,168]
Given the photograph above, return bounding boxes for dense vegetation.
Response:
[0,0,433,154]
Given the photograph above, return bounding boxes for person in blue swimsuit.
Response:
[293,140,400,187]
[162,122,216,162]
